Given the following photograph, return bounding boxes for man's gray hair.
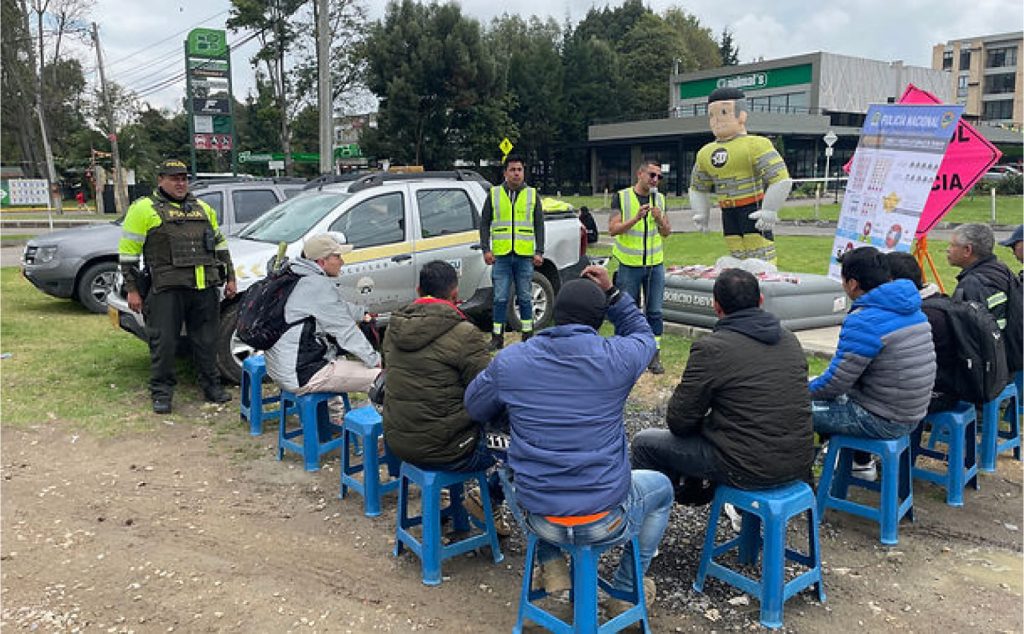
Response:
[952,223,994,258]
[732,97,749,117]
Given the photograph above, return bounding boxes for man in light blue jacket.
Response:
[465,265,672,612]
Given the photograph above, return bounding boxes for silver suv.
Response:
[21,178,305,313]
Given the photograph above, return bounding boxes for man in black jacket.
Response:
[631,268,813,505]
[948,223,1022,372]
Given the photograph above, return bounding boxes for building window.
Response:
[959,49,971,71]
[984,73,1016,95]
[942,50,954,70]
[986,46,1018,68]
[982,99,1014,121]
[957,75,969,97]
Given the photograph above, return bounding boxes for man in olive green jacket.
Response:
[382,260,508,533]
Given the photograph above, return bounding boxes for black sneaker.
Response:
[489,333,504,352]
[648,351,665,375]
[152,399,172,414]
[204,388,231,404]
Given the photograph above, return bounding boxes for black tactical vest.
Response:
[144,194,223,291]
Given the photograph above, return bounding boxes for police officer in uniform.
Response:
[119,159,237,413]
[479,155,545,350]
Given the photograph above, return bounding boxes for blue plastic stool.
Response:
[515,533,650,634]
[979,381,1021,472]
[694,482,825,629]
[912,402,980,507]
[339,405,400,517]
[239,355,281,436]
[393,464,503,585]
[817,434,914,546]
[277,390,350,472]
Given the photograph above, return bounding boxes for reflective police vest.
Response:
[120,194,224,292]
[612,188,665,267]
[490,185,537,257]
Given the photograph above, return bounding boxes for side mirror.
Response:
[327,231,349,246]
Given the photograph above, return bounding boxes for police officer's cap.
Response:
[708,87,746,104]
[157,159,189,175]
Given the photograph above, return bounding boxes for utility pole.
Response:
[27,0,61,217]
[316,0,333,176]
[92,22,128,215]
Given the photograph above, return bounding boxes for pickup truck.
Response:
[108,170,590,383]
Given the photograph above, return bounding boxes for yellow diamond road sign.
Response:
[499,138,513,157]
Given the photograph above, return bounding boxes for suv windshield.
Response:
[237,191,350,243]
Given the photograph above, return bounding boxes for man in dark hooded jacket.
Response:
[382,260,509,535]
[631,268,813,503]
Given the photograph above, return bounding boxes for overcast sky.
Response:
[75,0,1021,113]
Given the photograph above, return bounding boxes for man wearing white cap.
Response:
[264,234,381,396]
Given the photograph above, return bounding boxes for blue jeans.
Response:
[811,396,912,439]
[500,468,673,593]
[492,255,534,329]
[614,264,664,337]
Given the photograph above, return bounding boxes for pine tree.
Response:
[719,28,740,66]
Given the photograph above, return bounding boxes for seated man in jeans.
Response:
[810,247,936,479]
[465,266,673,611]
[382,260,509,535]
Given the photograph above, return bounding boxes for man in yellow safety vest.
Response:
[609,158,672,374]
[479,155,545,351]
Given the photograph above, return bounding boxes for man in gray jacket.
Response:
[264,234,381,397]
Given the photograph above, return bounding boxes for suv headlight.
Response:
[34,246,59,263]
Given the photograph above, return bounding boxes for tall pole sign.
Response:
[184,28,235,176]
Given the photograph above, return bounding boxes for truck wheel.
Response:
[75,261,118,314]
[215,302,252,385]
[507,271,556,331]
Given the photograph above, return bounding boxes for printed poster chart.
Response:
[828,103,963,280]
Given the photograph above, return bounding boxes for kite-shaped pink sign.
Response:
[844,84,1002,237]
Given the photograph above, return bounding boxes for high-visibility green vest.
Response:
[612,188,664,266]
[490,185,537,257]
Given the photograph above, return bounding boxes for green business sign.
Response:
[334,144,363,159]
[678,63,813,100]
[187,28,228,59]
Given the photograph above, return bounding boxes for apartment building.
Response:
[932,32,1022,126]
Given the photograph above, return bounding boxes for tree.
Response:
[719,27,740,66]
[362,0,502,168]
[228,0,306,174]
[293,0,368,107]
[663,8,722,71]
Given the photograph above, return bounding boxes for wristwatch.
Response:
[605,287,622,306]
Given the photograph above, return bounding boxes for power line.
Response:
[105,9,229,69]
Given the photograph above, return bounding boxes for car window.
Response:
[197,192,224,224]
[232,189,280,225]
[329,192,405,248]
[282,187,306,199]
[238,192,350,243]
[417,188,477,237]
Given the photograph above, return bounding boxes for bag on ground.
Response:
[930,296,1009,403]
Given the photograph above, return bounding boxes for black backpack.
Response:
[929,296,1009,404]
[236,261,304,350]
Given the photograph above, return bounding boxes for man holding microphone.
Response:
[609,158,672,374]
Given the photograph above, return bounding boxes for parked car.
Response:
[983,165,1022,181]
[21,178,306,313]
[108,170,591,383]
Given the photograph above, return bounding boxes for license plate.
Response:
[108,306,119,329]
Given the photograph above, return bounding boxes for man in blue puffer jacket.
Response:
[810,247,936,477]
[465,265,673,611]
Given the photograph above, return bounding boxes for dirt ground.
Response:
[2,396,1022,633]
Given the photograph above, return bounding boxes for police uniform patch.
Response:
[710,148,729,168]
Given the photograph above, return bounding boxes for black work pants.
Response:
[143,286,220,400]
[630,428,730,505]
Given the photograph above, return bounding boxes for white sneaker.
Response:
[852,460,877,482]
[723,503,743,533]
